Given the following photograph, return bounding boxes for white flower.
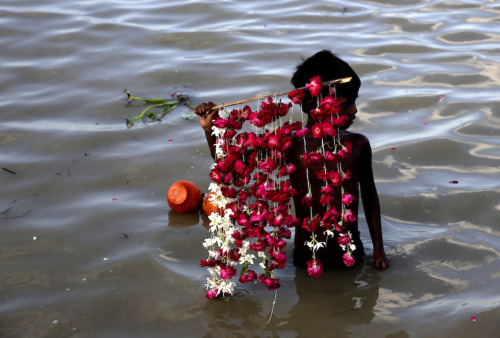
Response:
[207,266,220,278]
[219,280,235,295]
[305,240,326,252]
[208,182,220,193]
[215,142,224,158]
[203,237,216,248]
[211,126,225,138]
[221,242,232,253]
[239,252,255,265]
[242,241,250,251]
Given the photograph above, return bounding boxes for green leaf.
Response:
[124,89,196,127]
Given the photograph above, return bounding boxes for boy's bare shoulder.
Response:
[341,131,371,149]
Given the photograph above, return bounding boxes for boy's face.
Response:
[337,95,358,130]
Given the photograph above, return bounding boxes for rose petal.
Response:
[470,316,477,321]
[168,139,173,143]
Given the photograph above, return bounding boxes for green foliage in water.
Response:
[124,89,196,128]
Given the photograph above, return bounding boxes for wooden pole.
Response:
[211,77,352,110]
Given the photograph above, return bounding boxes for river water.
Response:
[1,0,499,337]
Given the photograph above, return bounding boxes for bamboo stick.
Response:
[211,77,352,110]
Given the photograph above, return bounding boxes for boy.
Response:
[196,50,388,270]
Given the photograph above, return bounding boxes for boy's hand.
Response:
[373,247,388,270]
[195,102,217,132]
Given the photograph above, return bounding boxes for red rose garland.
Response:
[202,76,356,298]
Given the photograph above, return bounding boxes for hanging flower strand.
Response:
[292,75,357,277]
[201,75,355,298]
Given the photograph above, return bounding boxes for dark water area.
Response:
[1,0,499,336]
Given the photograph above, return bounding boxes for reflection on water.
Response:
[1,0,500,336]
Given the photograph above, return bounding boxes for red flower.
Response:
[271,215,284,227]
[288,89,306,104]
[212,118,230,128]
[322,208,339,229]
[199,259,216,267]
[341,193,355,206]
[306,76,323,97]
[321,121,337,137]
[250,213,266,222]
[249,112,266,128]
[277,163,296,177]
[278,227,291,239]
[271,252,287,264]
[307,259,324,278]
[235,212,250,228]
[257,158,279,173]
[240,105,252,120]
[320,96,340,115]
[222,172,234,185]
[323,151,338,163]
[339,171,351,186]
[333,115,349,128]
[233,159,246,175]
[220,266,237,279]
[223,129,237,139]
[343,209,356,223]
[227,248,241,262]
[310,106,325,120]
[343,252,355,267]
[206,290,218,299]
[319,194,334,207]
[239,270,257,283]
[338,234,351,246]
[338,142,352,159]
[301,195,312,207]
[217,154,237,173]
[311,123,324,138]
[320,184,334,196]
[221,186,237,198]
[328,171,342,187]
[280,135,293,152]
[238,189,250,200]
[302,216,320,232]
[267,134,281,150]
[250,241,268,251]
[259,275,280,290]
[209,169,223,184]
[295,127,309,137]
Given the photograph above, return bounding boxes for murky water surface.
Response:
[1,0,499,336]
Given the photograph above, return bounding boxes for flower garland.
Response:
[201,76,356,299]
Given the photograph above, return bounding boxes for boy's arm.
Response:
[195,102,218,160]
[358,136,388,270]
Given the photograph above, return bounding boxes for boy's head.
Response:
[291,50,361,111]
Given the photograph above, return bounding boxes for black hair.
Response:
[291,49,361,102]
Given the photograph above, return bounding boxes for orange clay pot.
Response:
[202,191,225,216]
[167,180,202,213]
